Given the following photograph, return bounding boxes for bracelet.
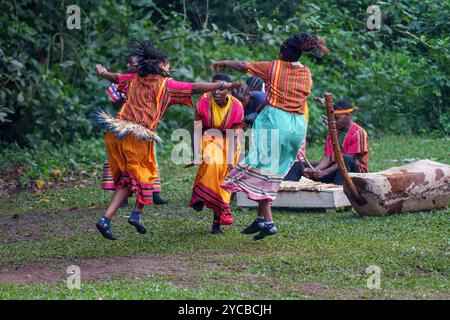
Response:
[100,71,106,78]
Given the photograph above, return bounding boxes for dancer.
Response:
[211,33,329,240]
[96,55,168,205]
[93,40,241,240]
[189,73,244,234]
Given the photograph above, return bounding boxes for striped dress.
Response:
[101,73,163,193]
[105,75,193,205]
[221,60,311,203]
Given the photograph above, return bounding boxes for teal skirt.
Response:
[222,106,306,203]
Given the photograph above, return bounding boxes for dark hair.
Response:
[246,76,264,91]
[232,83,250,100]
[212,73,232,83]
[280,33,329,62]
[129,40,169,77]
[334,100,353,112]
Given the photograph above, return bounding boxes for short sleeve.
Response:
[118,73,135,84]
[245,61,272,82]
[345,129,368,154]
[116,73,135,95]
[166,79,194,108]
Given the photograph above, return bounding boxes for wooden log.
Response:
[344,160,450,216]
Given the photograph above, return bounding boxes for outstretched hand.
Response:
[224,80,243,91]
[211,61,225,72]
[96,64,107,76]
[314,97,325,105]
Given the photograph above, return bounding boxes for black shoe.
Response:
[241,220,264,234]
[96,219,116,240]
[128,218,147,234]
[153,192,168,205]
[253,225,277,241]
[192,202,204,212]
[211,223,223,235]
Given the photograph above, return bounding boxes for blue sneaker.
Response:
[253,224,277,241]
[241,220,264,234]
[128,212,147,234]
[96,217,116,240]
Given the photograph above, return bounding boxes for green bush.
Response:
[0,0,448,147]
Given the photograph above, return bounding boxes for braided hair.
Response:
[129,40,169,77]
[280,33,329,62]
[232,83,250,101]
[246,76,264,92]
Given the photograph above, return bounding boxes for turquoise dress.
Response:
[221,106,306,203]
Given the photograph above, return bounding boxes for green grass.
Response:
[0,135,449,300]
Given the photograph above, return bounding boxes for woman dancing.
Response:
[189,73,244,234]
[211,33,329,240]
[94,40,241,240]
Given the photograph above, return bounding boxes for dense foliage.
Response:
[1,0,448,146]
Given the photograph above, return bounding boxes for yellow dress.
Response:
[190,94,244,225]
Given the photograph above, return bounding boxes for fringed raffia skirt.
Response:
[93,110,164,205]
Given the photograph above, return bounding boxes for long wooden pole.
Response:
[324,93,362,202]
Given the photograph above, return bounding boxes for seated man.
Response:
[284,100,369,185]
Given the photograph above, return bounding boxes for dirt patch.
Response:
[0,209,97,244]
[0,254,199,286]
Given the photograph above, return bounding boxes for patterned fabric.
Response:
[101,162,115,190]
[324,122,369,172]
[101,158,162,192]
[221,106,306,203]
[105,132,158,205]
[106,84,122,102]
[117,75,193,131]
[190,95,243,225]
[116,73,136,97]
[296,139,307,161]
[196,93,244,132]
[106,73,136,102]
[245,60,312,114]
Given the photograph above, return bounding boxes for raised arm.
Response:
[191,81,242,94]
[96,64,121,84]
[211,60,248,73]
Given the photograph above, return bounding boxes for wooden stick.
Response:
[298,158,306,170]
[324,93,362,202]
[299,151,314,170]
